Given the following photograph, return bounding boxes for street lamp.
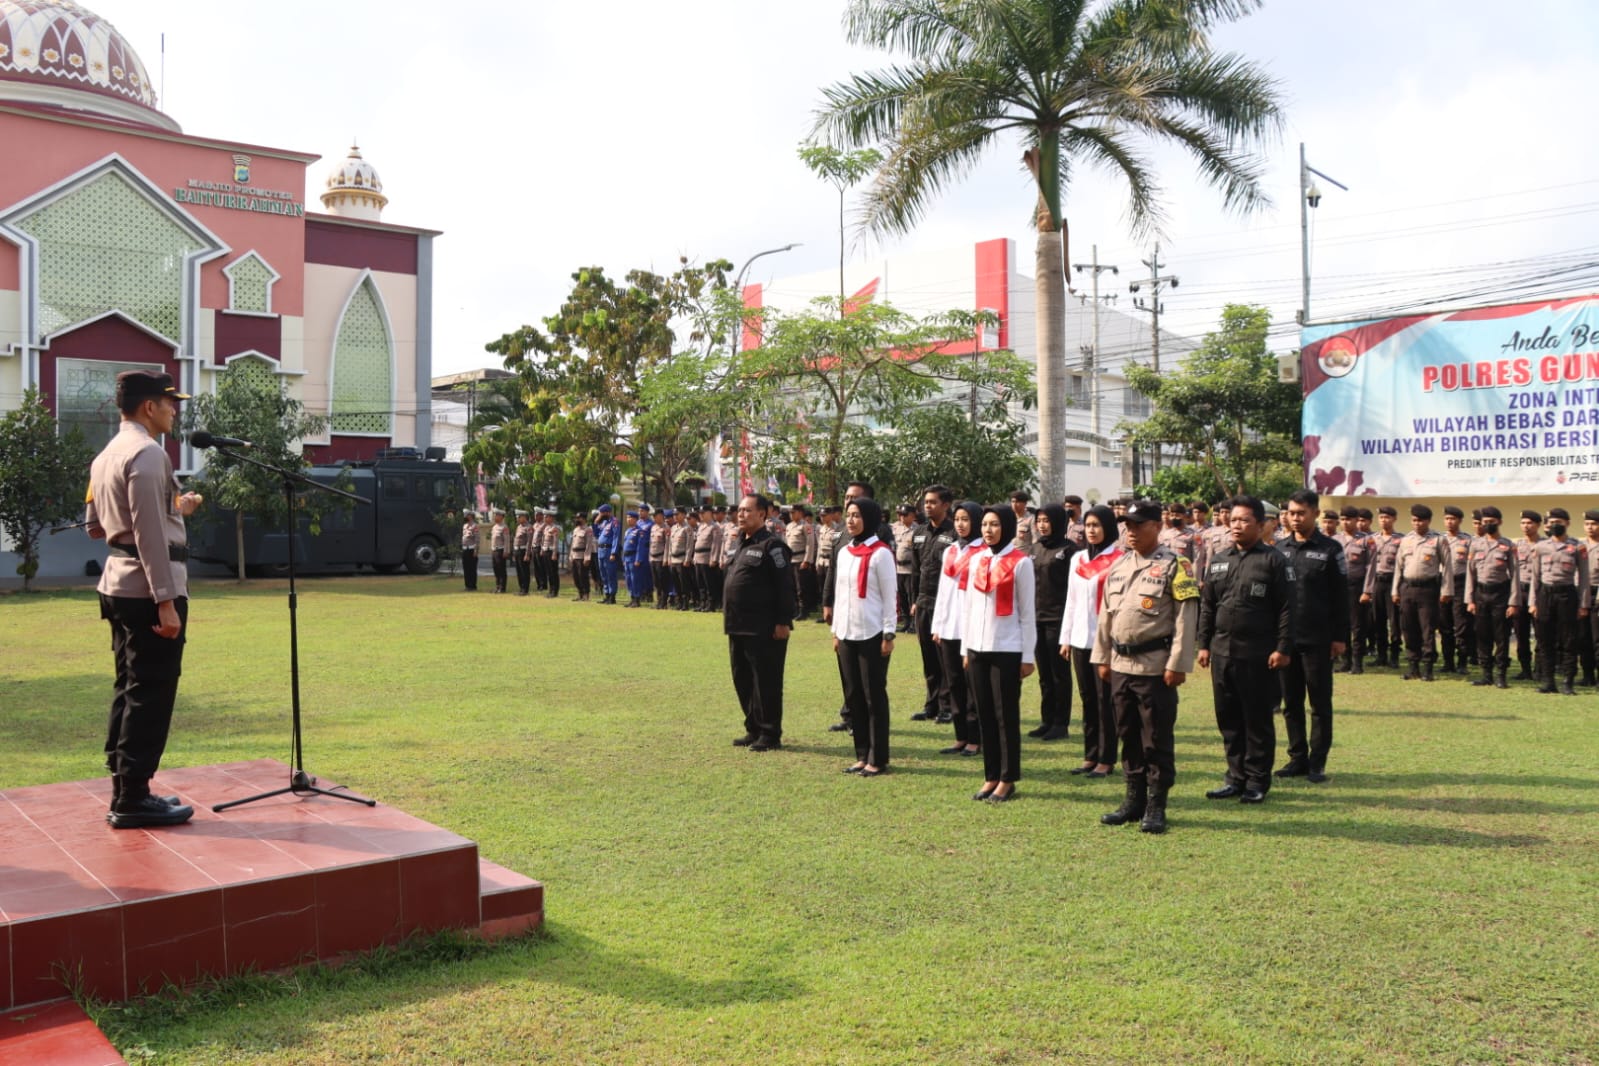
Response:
[729,243,802,499]
[1299,142,1349,326]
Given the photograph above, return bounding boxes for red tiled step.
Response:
[0,999,126,1066]
[477,859,543,940]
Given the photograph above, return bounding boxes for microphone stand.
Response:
[210,445,376,812]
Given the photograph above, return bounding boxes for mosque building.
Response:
[0,0,438,488]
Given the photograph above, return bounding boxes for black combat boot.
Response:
[1101,777,1147,826]
[1402,662,1418,681]
[1471,664,1494,687]
[1422,662,1434,682]
[1351,654,1364,675]
[1494,666,1509,689]
[1140,787,1168,834]
[1561,673,1577,695]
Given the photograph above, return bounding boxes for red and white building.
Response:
[0,0,438,576]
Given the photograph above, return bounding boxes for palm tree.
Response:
[814,0,1284,501]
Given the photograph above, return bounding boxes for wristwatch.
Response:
[882,631,896,642]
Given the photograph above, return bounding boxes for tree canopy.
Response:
[0,387,94,589]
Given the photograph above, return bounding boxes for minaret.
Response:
[320,143,387,221]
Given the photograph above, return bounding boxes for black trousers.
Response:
[838,638,892,767]
[1474,582,1513,669]
[461,548,478,590]
[572,557,591,598]
[967,650,1022,783]
[1368,574,1396,657]
[1536,585,1580,681]
[532,551,547,590]
[101,594,187,791]
[492,549,508,592]
[1073,646,1116,765]
[1033,620,1072,730]
[1281,644,1333,769]
[914,601,947,716]
[1346,580,1368,658]
[1210,653,1276,792]
[1443,578,1474,667]
[1514,585,1536,671]
[515,550,531,594]
[545,553,560,596]
[896,574,914,627]
[1583,601,1599,680]
[651,561,668,603]
[1399,580,1441,664]
[1108,670,1177,794]
[711,566,725,611]
[672,563,692,605]
[937,636,977,745]
[729,633,788,742]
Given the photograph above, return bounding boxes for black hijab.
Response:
[1037,503,1069,549]
[982,504,1017,554]
[952,500,983,547]
[1082,503,1120,560]
[849,497,883,545]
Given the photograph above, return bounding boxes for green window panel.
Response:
[227,255,274,313]
[330,278,392,435]
[227,355,278,394]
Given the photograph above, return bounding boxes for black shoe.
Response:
[1422,663,1434,682]
[1026,725,1049,738]
[842,764,864,774]
[1069,764,1095,775]
[973,787,997,801]
[1561,679,1577,695]
[939,744,966,754]
[1205,784,1244,800]
[748,739,782,752]
[986,786,1017,803]
[827,720,851,732]
[1039,726,1069,741]
[732,734,757,747]
[1471,671,1494,687]
[1495,668,1509,689]
[1275,761,1308,778]
[1085,768,1108,779]
[910,711,935,722]
[1537,682,1558,694]
[935,713,953,725]
[1402,664,1418,681]
[859,766,888,778]
[108,794,195,829]
[1351,658,1364,675]
[1514,667,1532,681]
[1306,768,1328,783]
[1101,780,1147,825]
[1239,789,1267,804]
[1139,805,1167,834]
[959,748,982,757]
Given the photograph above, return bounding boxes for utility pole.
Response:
[1299,142,1350,326]
[1071,245,1118,471]
[1130,243,1178,478]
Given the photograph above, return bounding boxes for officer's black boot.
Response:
[1442,652,1455,674]
[1101,777,1147,826]
[1537,671,1558,694]
[1561,672,1577,696]
[1402,661,1417,681]
[1472,662,1495,687]
[1422,662,1434,682]
[1494,666,1509,689]
[1351,653,1364,675]
[1514,660,1532,681]
[1139,787,1168,834]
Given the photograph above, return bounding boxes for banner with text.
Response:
[1300,294,1599,497]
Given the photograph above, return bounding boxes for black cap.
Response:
[1122,499,1163,525]
[1548,507,1570,522]
[1442,505,1463,518]
[1321,510,1338,520]
[1585,509,1599,522]
[1340,505,1360,518]
[897,504,916,514]
[1471,508,1481,519]
[1521,509,1542,522]
[1411,504,1432,520]
[1480,505,1503,521]
[115,370,189,404]
[1378,506,1397,517]
[1358,508,1374,520]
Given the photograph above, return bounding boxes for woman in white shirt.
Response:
[931,500,986,757]
[832,498,899,776]
[963,504,1036,802]
[1059,504,1123,778]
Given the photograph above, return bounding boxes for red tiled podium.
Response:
[0,759,543,1013]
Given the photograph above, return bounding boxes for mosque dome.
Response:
[320,143,387,221]
[0,0,177,131]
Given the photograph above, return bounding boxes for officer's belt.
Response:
[107,542,188,563]
[1539,583,1577,595]
[1400,577,1440,588]
[1476,580,1510,590]
[1113,636,1173,656]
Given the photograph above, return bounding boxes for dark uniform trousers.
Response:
[492,549,508,593]
[532,549,547,591]
[1446,577,1474,669]
[1475,583,1513,670]
[1209,653,1276,792]
[515,549,532,594]
[461,548,478,590]
[1536,585,1580,683]
[101,594,187,787]
[572,557,591,599]
[546,553,560,596]
[838,638,891,768]
[1399,578,1442,664]
[967,650,1022,783]
[1514,584,1537,674]
[915,603,950,718]
[651,561,669,605]
[1034,620,1073,731]
[1585,601,1599,682]
[896,574,914,628]
[729,634,788,743]
[696,563,714,609]
[1368,572,1395,658]
[1074,646,1116,766]
[1346,583,1368,664]
[938,637,977,745]
[1281,645,1333,770]
[1107,671,1177,793]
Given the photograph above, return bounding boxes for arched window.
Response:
[329,274,393,435]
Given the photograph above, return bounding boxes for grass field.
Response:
[3,576,1596,1065]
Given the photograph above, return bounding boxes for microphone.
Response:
[190,430,254,449]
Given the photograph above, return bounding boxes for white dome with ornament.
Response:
[0,0,177,131]
[320,143,387,221]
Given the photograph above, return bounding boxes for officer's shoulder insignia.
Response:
[1171,557,1200,601]
[771,546,789,568]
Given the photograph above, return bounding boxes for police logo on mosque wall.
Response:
[232,154,251,185]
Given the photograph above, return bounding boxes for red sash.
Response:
[972,549,1023,616]
[945,543,986,588]
[1075,545,1124,616]
[845,538,892,598]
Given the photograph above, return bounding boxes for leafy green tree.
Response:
[837,397,1037,507]
[181,369,336,581]
[1121,303,1301,499]
[814,0,1283,502]
[797,143,884,304]
[0,387,94,589]
[748,297,1034,501]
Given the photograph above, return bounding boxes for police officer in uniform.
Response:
[783,503,815,620]
[1198,495,1294,805]
[816,505,841,626]
[894,504,917,631]
[1391,504,1453,681]
[1063,495,1086,547]
[1466,505,1520,689]
[512,509,533,595]
[460,509,480,591]
[1091,499,1198,834]
[1276,490,1346,783]
[724,494,795,751]
[1158,501,1197,559]
[85,370,201,829]
[1362,506,1404,666]
[909,485,958,722]
[488,508,509,592]
[1010,490,1035,550]
[542,509,563,598]
[1530,507,1591,695]
[569,513,593,601]
[648,507,670,607]
[1440,505,1475,674]
[1513,510,1543,680]
[1336,505,1372,673]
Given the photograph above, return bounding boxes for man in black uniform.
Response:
[1197,495,1294,804]
[723,493,795,752]
[1276,489,1346,783]
[908,484,958,723]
